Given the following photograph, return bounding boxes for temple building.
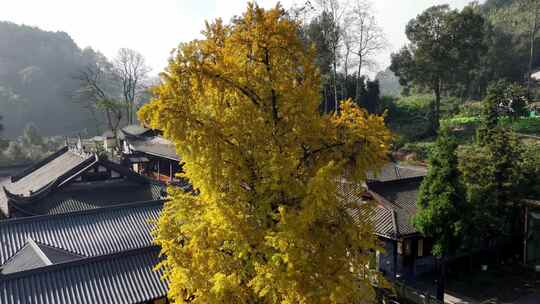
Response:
[0,145,167,219]
[121,126,183,184]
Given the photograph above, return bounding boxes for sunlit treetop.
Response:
[139,3,391,303]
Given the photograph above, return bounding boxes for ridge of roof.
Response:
[32,240,86,259]
[0,245,160,281]
[121,124,152,137]
[367,162,427,182]
[10,146,70,182]
[367,175,424,187]
[0,199,165,225]
[3,151,99,200]
[391,210,399,238]
[4,157,163,207]
[28,239,52,265]
[0,238,52,275]
[99,158,157,183]
[127,136,180,161]
[368,177,423,238]
[8,181,165,217]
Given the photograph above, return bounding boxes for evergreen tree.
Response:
[477,80,505,145]
[365,79,380,114]
[414,129,466,301]
[414,129,466,258]
[521,143,540,198]
[461,82,525,246]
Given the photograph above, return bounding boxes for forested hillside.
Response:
[0,22,100,138]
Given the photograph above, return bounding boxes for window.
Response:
[418,239,424,257]
[404,239,412,256]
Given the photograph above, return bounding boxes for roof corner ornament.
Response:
[76,135,83,152]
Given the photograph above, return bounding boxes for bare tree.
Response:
[75,57,124,148]
[113,48,150,125]
[348,0,387,101]
[314,0,349,112]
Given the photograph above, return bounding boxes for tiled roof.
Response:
[0,246,167,304]
[367,163,426,182]
[347,200,396,238]
[122,124,152,137]
[3,148,97,197]
[1,239,82,274]
[340,175,424,239]
[11,179,164,216]
[0,200,163,265]
[339,181,397,239]
[1,148,98,218]
[0,186,8,219]
[128,136,180,161]
[368,177,424,237]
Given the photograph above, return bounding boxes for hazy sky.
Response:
[0,0,483,75]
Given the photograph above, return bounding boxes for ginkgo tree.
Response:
[139,4,391,303]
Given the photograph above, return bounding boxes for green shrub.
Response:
[382,94,432,141]
[400,141,435,160]
[510,117,540,135]
[440,96,462,118]
[458,100,483,117]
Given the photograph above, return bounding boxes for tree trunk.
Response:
[356,55,363,104]
[126,106,131,126]
[333,60,338,113]
[436,256,446,302]
[344,48,350,99]
[527,7,538,98]
[432,81,441,135]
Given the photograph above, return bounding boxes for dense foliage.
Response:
[390,5,485,135]
[414,130,466,257]
[140,4,391,303]
[459,83,528,246]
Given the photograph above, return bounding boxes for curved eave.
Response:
[4,154,99,204]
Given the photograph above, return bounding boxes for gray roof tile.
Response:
[128,136,180,161]
[368,177,423,237]
[367,163,426,182]
[4,148,96,197]
[339,181,397,238]
[122,124,152,137]
[1,239,83,274]
[0,200,163,265]
[0,246,167,304]
[11,179,164,216]
[339,175,424,239]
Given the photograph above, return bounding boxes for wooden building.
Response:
[342,163,436,280]
[121,126,184,185]
[0,144,172,303]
